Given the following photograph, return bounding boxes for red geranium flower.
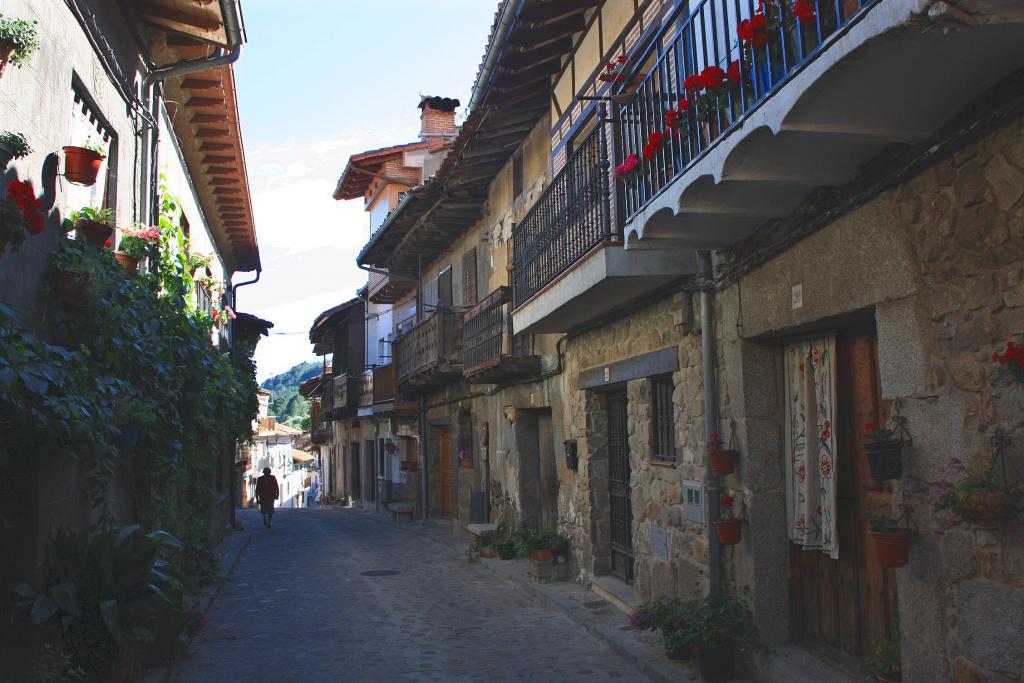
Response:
[615,153,640,179]
[793,1,816,24]
[103,239,111,248]
[700,66,726,90]
[750,12,767,30]
[677,97,690,111]
[727,60,741,85]
[737,18,754,42]
[664,109,679,128]
[683,74,704,92]
[752,30,768,48]
[864,422,878,433]
[722,494,735,508]
[647,130,664,147]
[616,54,628,64]
[642,141,658,161]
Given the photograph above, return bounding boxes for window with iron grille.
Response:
[650,375,675,461]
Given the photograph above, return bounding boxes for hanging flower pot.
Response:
[75,219,112,248]
[864,439,903,481]
[114,251,139,274]
[53,268,84,306]
[868,528,912,568]
[709,449,736,476]
[961,488,1007,528]
[62,146,106,186]
[714,518,742,546]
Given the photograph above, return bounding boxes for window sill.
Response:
[648,459,676,469]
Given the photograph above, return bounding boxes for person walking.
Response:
[307,468,320,508]
[255,467,279,528]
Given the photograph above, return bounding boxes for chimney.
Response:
[419,96,459,140]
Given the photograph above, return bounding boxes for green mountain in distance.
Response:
[261,360,321,430]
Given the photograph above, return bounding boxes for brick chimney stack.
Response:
[418,96,460,140]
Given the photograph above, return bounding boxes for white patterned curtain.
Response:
[784,336,839,559]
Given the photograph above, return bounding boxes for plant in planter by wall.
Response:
[933,457,1008,529]
[629,596,694,660]
[185,249,213,276]
[0,13,40,76]
[491,536,517,560]
[0,130,31,168]
[457,448,473,469]
[598,54,629,83]
[715,493,743,546]
[64,206,115,248]
[679,590,760,683]
[865,615,902,683]
[0,195,28,259]
[863,421,905,481]
[865,505,913,568]
[708,431,736,476]
[515,528,567,562]
[115,225,159,274]
[992,340,1024,384]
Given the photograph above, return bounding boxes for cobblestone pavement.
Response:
[172,508,652,683]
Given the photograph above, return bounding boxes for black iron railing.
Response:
[394,309,462,387]
[619,0,875,220]
[512,115,612,308]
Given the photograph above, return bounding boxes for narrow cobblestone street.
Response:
[172,509,652,682]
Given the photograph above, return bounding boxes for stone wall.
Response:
[716,112,1024,679]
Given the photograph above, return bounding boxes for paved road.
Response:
[172,508,651,683]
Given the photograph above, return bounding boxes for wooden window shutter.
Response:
[462,247,478,306]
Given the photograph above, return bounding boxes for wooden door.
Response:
[789,328,898,667]
[438,428,454,518]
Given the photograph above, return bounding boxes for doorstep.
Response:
[590,574,638,614]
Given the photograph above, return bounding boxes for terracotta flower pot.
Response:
[460,459,473,469]
[75,219,113,248]
[961,489,1006,528]
[709,449,736,476]
[114,251,139,274]
[480,548,498,559]
[868,528,912,568]
[62,146,106,186]
[53,269,83,306]
[531,548,553,562]
[0,44,13,79]
[864,439,903,481]
[714,518,742,546]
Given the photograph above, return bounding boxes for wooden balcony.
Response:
[357,364,399,410]
[310,402,330,444]
[394,309,463,390]
[329,374,359,419]
[463,287,540,384]
[368,268,415,304]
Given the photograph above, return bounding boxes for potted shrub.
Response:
[0,130,31,168]
[933,457,1008,529]
[0,14,40,77]
[865,506,913,568]
[516,528,563,562]
[457,449,473,469]
[64,206,114,248]
[629,596,694,660]
[682,591,759,682]
[865,618,902,683]
[708,431,736,476]
[492,536,517,560]
[62,140,107,186]
[714,494,743,546]
[863,422,903,481]
[115,225,159,274]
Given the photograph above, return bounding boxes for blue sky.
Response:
[232,1,499,381]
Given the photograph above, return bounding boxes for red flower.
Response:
[751,30,768,48]
[27,215,43,234]
[727,60,741,85]
[793,1,816,24]
[615,153,640,178]
[820,458,833,478]
[710,431,719,443]
[676,97,690,111]
[616,54,628,64]
[737,19,754,42]
[864,422,878,434]
[103,239,111,248]
[683,74,704,92]
[647,130,664,146]
[642,141,658,161]
[664,109,679,128]
[750,13,767,31]
[700,66,726,90]
[722,495,735,508]
[7,180,45,234]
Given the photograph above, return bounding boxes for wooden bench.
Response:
[388,502,414,523]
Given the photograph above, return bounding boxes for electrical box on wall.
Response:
[683,481,705,524]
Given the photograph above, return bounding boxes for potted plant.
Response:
[62,139,107,186]
[863,421,903,481]
[516,528,563,562]
[50,241,94,306]
[992,340,1024,384]
[64,206,114,248]
[492,536,517,560]
[185,250,213,277]
[865,617,902,682]
[708,431,736,476]
[0,195,27,261]
[865,506,913,568]
[115,225,159,274]
[629,596,694,660]
[0,130,31,168]
[714,494,743,546]
[0,14,40,77]
[681,591,759,682]
[933,457,1008,529]
[457,449,473,469]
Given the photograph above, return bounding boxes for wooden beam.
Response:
[181,77,221,90]
[206,166,237,175]
[202,154,235,164]
[200,142,233,151]
[192,113,228,125]
[186,96,225,108]
[210,177,239,185]
[138,3,222,32]
[196,128,230,138]
[217,197,244,204]
[213,187,241,195]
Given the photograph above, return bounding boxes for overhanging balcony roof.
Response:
[623,0,1024,253]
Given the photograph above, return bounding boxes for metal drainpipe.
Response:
[419,396,428,521]
[467,0,521,115]
[699,250,722,596]
[228,268,259,530]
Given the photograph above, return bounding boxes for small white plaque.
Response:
[791,283,804,310]
[603,367,610,382]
